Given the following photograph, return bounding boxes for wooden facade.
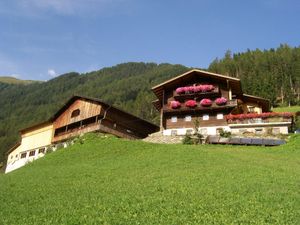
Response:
[151,69,288,136]
[51,96,159,142]
[5,95,159,173]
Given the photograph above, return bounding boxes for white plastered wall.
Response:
[5,124,54,173]
[163,126,231,136]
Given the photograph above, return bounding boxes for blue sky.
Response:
[0,0,299,80]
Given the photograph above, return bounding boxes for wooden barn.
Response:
[5,95,159,173]
[152,69,293,136]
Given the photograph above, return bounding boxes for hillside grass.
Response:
[273,105,300,113]
[0,134,299,224]
[0,76,41,85]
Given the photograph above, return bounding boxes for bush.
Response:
[219,129,231,138]
[182,134,193,145]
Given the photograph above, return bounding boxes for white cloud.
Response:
[48,69,57,77]
[18,0,129,15]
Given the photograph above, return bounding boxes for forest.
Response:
[0,44,299,164]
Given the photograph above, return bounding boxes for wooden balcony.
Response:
[173,86,220,100]
[163,99,237,113]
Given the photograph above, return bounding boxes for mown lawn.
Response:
[0,134,299,225]
[273,105,300,113]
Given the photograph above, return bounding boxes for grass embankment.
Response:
[0,134,299,224]
[273,105,300,113]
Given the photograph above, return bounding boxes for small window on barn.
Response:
[38,148,45,154]
[171,116,177,123]
[10,155,13,159]
[185,115,192,122]
[71,109,80,118]
[29,150,36,157]
[21,152,27,158]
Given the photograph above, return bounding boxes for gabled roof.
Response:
[50,95,158,128]
[152,69,242,101]
[242,94,270,112]
[19,95,159,135]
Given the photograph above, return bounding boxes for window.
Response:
[38,148,45,154]
[185,115,192,122]
[10,155,13,159]
[71,109,80,118]
[186,129,193,135]
[217,113,223,120]
[171,130,177,136]
[21,152,27,158]
[203,114,209,121]
[171,116,177,123]
[255,128,263,135]
[200,128,207,135]
[29,150,36,157]
[273,128,280,135]
[248,106,255,113]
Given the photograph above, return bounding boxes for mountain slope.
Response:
[0,133,299,224]
[0,62,189,163]
[0,76,41,85]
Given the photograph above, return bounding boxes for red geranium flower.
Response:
[185,100,197,108]
[170,101,181,109]
[200,98,212,106]
[215,97,227,105]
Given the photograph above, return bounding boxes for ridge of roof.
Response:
[152,69,240,90]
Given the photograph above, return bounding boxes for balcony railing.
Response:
[163,99,237,112]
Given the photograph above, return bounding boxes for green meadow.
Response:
[273,105,300,113]
[0,134,299,224]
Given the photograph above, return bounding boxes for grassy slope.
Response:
[0,76,41,85]
[273,106,300,113]
[0,134,299,224]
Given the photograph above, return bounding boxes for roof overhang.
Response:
[151,69,242,101]
[242,94,271,112]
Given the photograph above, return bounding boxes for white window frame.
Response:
[171,116,177,123]
[185,115,192,122]
[203,114,209,121]
[217,113,223,120]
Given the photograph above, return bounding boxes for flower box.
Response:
[185,100,197,108]
[170,100,181,109]
[215,97,227,105]
[200,98,212,107]
[175,84,215,94]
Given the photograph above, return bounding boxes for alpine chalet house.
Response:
[152,69,293,136]
[5,95,159,173]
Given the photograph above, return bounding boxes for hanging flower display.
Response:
[185,100,197,108]
[175,84,215,94]
[200,84,214,92]
[225,112,294,120]
[170,100,181,109]
[200,98,212,107]
[175,87,185,94]
[215,97,227,105]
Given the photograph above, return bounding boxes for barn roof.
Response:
[18,95,159,135]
